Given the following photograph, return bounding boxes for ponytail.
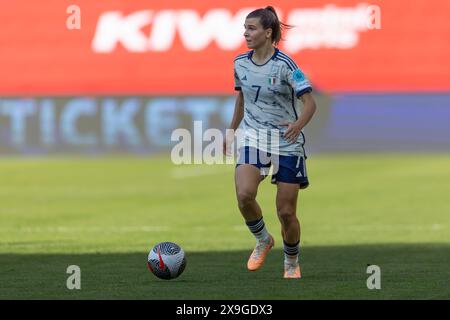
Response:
[247,6,293,46]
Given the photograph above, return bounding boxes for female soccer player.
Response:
[224,6,317,278]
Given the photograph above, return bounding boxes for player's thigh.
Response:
[235,164,264,199]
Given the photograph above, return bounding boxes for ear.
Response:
[266,28,273,39]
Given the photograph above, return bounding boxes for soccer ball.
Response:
[147,242,186,280]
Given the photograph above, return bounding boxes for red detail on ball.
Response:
[157,247,165,270]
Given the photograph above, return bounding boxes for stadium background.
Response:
[0,0,449,299]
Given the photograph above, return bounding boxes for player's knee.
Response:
[277,208,297,225]
[237,190,257,208]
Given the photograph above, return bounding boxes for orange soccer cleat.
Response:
[284,263,302,279]
[247,235,274,271]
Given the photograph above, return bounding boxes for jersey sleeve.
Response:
[234,64,242,91]
[283,65,312,98]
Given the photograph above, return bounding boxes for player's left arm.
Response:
[283,92,317,143]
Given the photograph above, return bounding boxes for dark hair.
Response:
[246,6,292,46]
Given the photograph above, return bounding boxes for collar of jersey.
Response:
[248,48,279,66]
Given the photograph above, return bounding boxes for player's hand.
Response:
[223,132,234,156]
[223,140,229,156]
[280,121,302,144]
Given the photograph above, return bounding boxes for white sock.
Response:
[284,254,298,266]
[246,217,270,243]
[283,240,300,266]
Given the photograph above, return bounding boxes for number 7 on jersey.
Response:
[252,85,261,103]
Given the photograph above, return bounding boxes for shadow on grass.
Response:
[0,243,449,300]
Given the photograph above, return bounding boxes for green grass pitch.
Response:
[0,154,449,299]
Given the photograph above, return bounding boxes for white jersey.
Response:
[234,48,312,156]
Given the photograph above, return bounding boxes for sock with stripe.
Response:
[246,217,270,243]
[283,240,299,266]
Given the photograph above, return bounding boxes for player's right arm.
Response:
[229,90,244,131]
[223,90,244,155]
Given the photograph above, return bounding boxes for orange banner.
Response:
[0,0,449,95]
